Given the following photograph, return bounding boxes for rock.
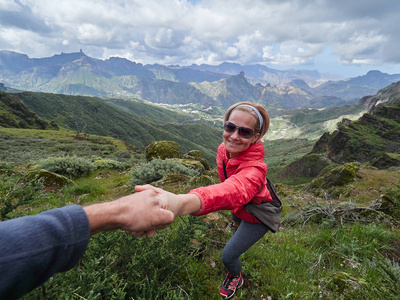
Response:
[183,150,210,170]
[175,158,205,174]
[279,153,331,178]
[145,141,181,161]
[306,163,360,198]
[189,175,216,186]
[25,169,74,187]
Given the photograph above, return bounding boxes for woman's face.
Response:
[223,109,260,158]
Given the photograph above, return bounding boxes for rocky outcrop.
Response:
[145,140,210,173]
[280,82,400,180]
[145,140,182,161]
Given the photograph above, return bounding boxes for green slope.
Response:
[12,92,222,163]
[0,92,54,129]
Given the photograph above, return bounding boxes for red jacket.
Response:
[189,141,272,223]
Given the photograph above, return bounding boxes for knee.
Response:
[222,248,236,266]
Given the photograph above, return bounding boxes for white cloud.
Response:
[0,0,400,76]
[226,46,238,58]
[0,0,21,11]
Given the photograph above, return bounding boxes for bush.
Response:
[129,158,200,186]
[35,156,96,179]
[0,171,47,220]
[93,158,129,170]
[0,161,13,169]
[113,150,132,160]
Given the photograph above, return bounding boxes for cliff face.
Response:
[359,81,400,111]
[311,82,400,169]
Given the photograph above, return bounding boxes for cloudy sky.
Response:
[1,0,400,78]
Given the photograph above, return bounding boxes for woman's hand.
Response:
[135,185,201,218]
[135,185,183,216]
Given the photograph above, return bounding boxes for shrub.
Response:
[129,158,200,186]
[113,150,132,160]
[0,172,47,220]
[93,158,129,170]
[0,161,13,169]
[35,156,96,179]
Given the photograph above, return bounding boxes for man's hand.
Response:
[83,190,174,237]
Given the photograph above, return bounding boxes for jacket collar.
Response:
[224,141,265,164]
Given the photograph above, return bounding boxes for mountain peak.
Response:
[52,50,88,60]
[366,70,383,75]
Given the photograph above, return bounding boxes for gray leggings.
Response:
[222,214,269,276]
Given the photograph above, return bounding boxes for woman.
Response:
[136,102,273,299]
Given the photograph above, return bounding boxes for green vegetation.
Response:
[145,140,182,161]
[0,127,141,166]
[0,164,398,299]
[129,158,200,186]
[288,104,365,127]
[0,92,55,129]
[34,156,96,179]
[1,124,399,299]
[309,103,400,168]
[1,85,400,298]
[5,91,221,163]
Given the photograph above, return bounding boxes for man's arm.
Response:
[0,191,174,299]
[0,205,90,300]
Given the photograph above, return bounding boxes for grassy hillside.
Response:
[264,104,366,141]
[0,92,55,129]
[1,129,399,299]
[1,84,400,299]
[0,127,141,167]
[12,91,222,163]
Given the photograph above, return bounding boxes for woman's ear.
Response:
[252,133,261,143]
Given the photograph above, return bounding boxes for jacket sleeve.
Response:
[189,164,266,216]
[0,205,90,299]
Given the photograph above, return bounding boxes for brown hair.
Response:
[224,102,270,140]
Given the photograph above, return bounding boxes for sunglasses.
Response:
[224,121,256,139]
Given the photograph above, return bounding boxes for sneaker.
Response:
[219,272,244,299]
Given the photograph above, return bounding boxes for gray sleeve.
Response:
[0,205,90,299]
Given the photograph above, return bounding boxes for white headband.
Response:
[235,104,263,133]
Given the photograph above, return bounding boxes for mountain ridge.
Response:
[1,50,400,111]
[279,82,400,180]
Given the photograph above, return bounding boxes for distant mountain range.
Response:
[1,50,400,111]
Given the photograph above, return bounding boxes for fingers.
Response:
[155,208,174,226]
[119,187,175,238]
[127,229,159,237]
[145,230,156,237]
[135,186,169,210]
[134,184,159,193]
[132,231,144,237]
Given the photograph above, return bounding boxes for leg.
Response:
[222,220,269,276]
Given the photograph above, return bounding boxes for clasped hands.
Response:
[131,185,201,236]
[84,185,201,238]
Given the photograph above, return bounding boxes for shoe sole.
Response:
[220,278,244,299]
